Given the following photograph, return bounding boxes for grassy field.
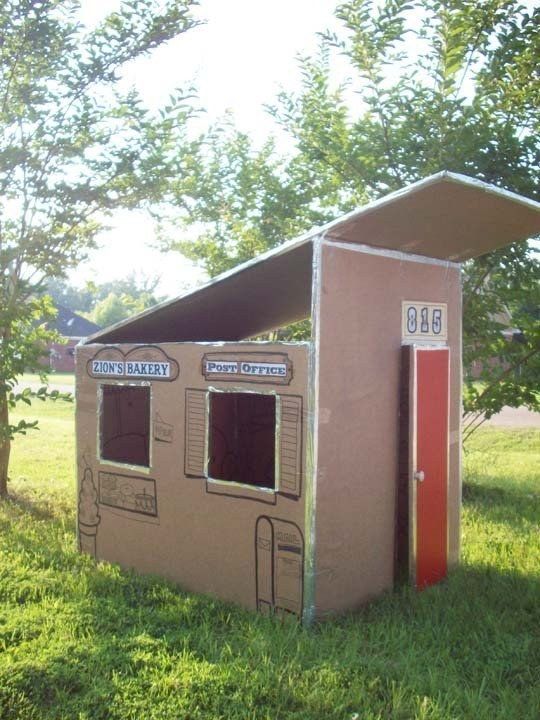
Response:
[0,402,538,720]
[16,372,75,388]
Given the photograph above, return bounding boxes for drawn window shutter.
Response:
[185,389,207,477]
[278,395,302,497]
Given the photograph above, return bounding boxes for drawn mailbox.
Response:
[75,173,540,621]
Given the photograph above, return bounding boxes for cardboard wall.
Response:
[76,342,309,618]
[314,243,461,616]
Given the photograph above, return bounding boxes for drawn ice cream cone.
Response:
[78,467,100,558]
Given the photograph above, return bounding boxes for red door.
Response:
[410,346,450,589]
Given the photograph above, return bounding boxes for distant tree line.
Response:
[45,274,164,328]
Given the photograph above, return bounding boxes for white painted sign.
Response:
[92,360,124,376]
[205,361,239,374]
[239,361,287,377]
[202,352,292,385]
[402,302,448,342]
[91,359,171,378]
[125,361,171,378]
[203,360,287,378]
[88,346,179,382]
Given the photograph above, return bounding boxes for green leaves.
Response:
[0,0,200,491]
[162,122,334,279]
[1,385,72,443]
[170,0,539,423]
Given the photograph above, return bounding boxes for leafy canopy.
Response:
[46,273,164,325]
[0,0,200,493]
[169,0,539,429]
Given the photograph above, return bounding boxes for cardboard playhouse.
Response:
[76,172,540,623]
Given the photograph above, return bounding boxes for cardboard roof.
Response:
[324,172,540,260]
[86,172,540,345]
[85,239,314,344]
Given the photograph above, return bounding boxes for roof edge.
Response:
[320,171,540,238]
[84,231,319,345]
[84,171,540,345]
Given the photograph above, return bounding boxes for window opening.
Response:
[208,392,276,489]
[100,385,150,467]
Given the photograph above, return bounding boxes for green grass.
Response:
[17,372,75,387]
[1,404,539,720]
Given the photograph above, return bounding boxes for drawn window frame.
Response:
[98,381,152,472]
[205,387,281,494]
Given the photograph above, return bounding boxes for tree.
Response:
[171,0,539,431]
[90,271,163,304]
[87,286,161,328]
[88,292,129,327]
[46,272,164,319]
[162,121,338,276]
[0,0,200,496]
[45,277,96,314]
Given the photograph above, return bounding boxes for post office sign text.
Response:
[202,352,292,385]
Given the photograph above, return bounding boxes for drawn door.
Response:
[255,516,304,618]
[409,346,450,589]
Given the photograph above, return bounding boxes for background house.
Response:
[47,305,101,372]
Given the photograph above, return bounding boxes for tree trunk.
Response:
[0,391,10,497]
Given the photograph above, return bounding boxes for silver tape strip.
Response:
[204,388,210,479]
[456,269,463,563]
[302,235,323,624]
[204,384,282,493]
[322,238,461,269]
[409,347,418,585]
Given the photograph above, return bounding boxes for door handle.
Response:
[414,470,425,482]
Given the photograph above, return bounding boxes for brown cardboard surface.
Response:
[74,173,540,620]
[86,174,538,351]
[326,175,540,261]
[313,244,461,616]
[76,342,309,617]
[89,241,313,345]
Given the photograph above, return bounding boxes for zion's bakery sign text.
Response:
[92,359,171,378]
[87,346,179,382]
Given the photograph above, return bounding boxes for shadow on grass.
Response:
[7,490,63,523]
[463,482,539,505]
[2,557,538,720]
[1,482,539,719]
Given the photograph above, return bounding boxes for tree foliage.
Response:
[87,286,162,328]
[161,122,332,277]
[0,0,199,494]
[45,277,96,314]
[46,272,164,323]
[172,0,539,432]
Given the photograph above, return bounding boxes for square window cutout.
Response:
[208,392,276,489]
[100,385,150,467]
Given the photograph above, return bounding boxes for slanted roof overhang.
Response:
[324,172,540,261]
[85,236,314,344]
[85,172,540,345]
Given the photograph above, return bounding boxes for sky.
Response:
[71,0,340,297]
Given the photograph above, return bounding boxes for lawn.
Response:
[0,402,538,719]
[16,372,75,388]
